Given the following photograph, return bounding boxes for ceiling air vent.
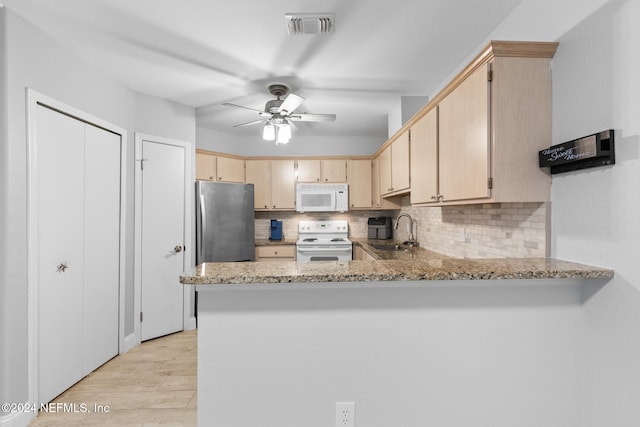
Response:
[285,13,335,35]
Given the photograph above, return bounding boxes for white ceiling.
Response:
[2,0,523,140]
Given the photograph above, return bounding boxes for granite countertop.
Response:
[187,238,613,285]
[181,257,613,285]
[255,238,298,246]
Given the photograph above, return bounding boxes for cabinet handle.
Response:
[325,178,328,182]
[56,263,69,273]
[264,205,268,208]
[272,205,276,208]
[174,245,183,253]
[274,251,278,255]
[437,194,444,201]
[209,176,214,180]
[317,178,320,182]
[218,176,222,181]
[431,195,437,200]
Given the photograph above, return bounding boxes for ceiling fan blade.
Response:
[232,119,265,128]
[223,102,271,117]
[289,113,336,122]
[277,93,305,116]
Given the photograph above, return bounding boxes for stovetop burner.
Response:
[296,220,352,247]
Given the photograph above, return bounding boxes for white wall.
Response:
[0,7,196,418]
[0,5,8,413]
[387,95,429,137]
[472,0,640,424]
[197,126,384,157]
[199,283,586,427]
[548,1,640,425]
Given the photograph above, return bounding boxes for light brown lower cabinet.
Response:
[255,245,296,262]
[353,245,375,261]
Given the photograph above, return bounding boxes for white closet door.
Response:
[37,105,85,404]
[83,124,121,373]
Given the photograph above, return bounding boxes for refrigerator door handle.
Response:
[197,193,206,264]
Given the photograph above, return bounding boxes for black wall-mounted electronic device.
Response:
[539,129,615,174]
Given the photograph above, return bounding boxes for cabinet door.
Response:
[196,152,216,180]
[439,62,490,202]
[296,159,321,182]
[271,160,296,209]
[371,158,382,208]
[321,159,347,182]
[391,130,410,192]
[378,146,392,195]
[216,156,245,183]
[347,160,372,208]
[246,160,271,210]
[410,108,438,204]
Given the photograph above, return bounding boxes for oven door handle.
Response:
[296,247,352,252]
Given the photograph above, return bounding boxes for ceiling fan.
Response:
[223,84,336,143]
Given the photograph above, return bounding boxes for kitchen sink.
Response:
[370,244,407,251]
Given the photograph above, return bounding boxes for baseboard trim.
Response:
[0,410,35,427]
[185,316,197,331]
[122,332,139,353]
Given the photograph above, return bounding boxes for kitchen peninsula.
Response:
[181,253,612,427]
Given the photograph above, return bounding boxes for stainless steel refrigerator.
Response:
[195,181,255,263]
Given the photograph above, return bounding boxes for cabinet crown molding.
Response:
[374,40,559,156]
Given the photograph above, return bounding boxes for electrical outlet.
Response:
[335,402,355,427]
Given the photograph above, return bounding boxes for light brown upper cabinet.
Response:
[438,62,490,202]
[296,159,347,183]
[407,41,558,205]
[410,107,438,204]
[196,151,245,183]
[379,130,410,197]
[246,159,295,210]
[347,160,372,209]
[195,151,216,181]
[371,158,382,208]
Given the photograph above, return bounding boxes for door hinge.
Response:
[487,69,493,82]
[138,158,148,170]
[488,177,493,189]
[140,312,143,322]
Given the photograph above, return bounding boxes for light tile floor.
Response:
[29,329,197,427]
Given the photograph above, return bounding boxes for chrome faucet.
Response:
[394,213,418,246]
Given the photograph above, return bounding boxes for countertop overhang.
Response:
[180,257,613,286]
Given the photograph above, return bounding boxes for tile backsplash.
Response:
[255,210,390,240]
[392,199,549,259]
[255,199,549,259]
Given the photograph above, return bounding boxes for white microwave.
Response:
[296,183,349,213]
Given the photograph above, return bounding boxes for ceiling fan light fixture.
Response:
[262,123,276,141]
[277,122,292,144]
[285,13,335,35]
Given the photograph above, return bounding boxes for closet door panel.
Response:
[83,124,121,373]
[36,105,85,404]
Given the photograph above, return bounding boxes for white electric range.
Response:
[296,220,352,262]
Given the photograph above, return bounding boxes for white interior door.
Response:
[140,139,186,341]
[37,105,85,404]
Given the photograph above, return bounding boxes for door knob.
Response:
[174,245,183,253]
[57,263,69,272]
